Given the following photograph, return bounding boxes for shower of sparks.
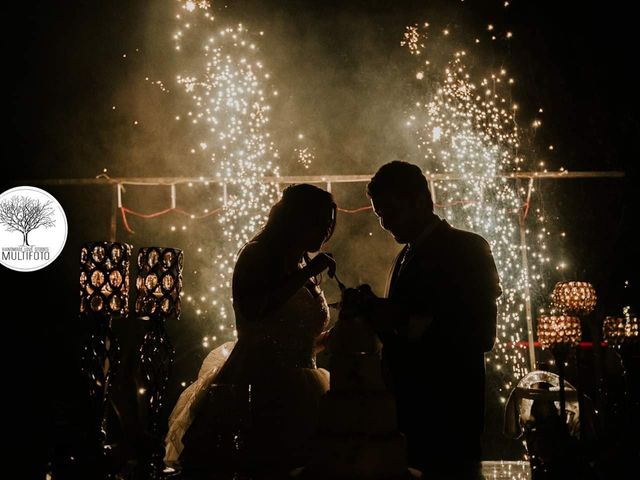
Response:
[174,1,279,338]
[403,24,555,393]
[401,24,428,56]
[294,147,314,170]
[145,77,169,92]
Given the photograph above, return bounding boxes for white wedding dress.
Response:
[165,283,330,471]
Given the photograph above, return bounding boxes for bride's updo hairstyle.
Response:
[257,184,337,246]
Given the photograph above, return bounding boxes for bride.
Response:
[165,184,337,476]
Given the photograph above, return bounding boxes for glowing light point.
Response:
[432,126,442,141]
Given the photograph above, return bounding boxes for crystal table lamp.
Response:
[603,315,639,347]
[136,247,183,478]
[550,281,597,316]
[79,241,132,472]
[80,241,131,316]
[537,314,582,424]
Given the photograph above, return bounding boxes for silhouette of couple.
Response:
[165,161,501,479]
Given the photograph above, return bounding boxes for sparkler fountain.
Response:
[402,21,561,402]
[172,0,280,344]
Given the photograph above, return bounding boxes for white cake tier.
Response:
[309,432,408,479]
[318,390,398,434]
[329,352,387,391]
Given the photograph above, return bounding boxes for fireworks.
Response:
[403,23,553,392]
[136,3,560,383]
[400,24,425,56]
[173,1,279,335]
[294,147,314,170]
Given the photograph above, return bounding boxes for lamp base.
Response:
[139,315,176,478]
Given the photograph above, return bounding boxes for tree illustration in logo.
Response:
[0,195,56,246]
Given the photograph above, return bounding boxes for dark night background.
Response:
[3,1,638,478]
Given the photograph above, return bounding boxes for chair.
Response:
[504,370,596,479]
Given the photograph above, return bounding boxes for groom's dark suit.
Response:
[381,217,501,474]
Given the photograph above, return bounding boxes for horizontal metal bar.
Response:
[10,170,625,187]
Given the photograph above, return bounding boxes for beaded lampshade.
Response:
[537,315,582,349]
[550,281,597,316]
[79,241,132,315]
[135,247,183,318]
[603,316,639,347]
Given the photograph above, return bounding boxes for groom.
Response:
[360,161,501,479]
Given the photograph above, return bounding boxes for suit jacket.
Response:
[381,218,501,441]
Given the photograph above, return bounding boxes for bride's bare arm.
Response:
[263,253,335,315]
[313,329,332,354]
[233,243,335,320]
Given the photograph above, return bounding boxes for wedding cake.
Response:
[301,291,412,479]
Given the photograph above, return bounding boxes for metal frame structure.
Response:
[17,170,625,370]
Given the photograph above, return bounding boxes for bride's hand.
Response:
[307,252,336,278]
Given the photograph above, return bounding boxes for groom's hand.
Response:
[339,287,361,313]
[354,288,406,336]
[354,283,377,313]
[356,283,376,300]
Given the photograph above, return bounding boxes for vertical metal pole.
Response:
[110,184,119,242]
[427,178,436,206]
[520,178,536,371]
[556,348,568,425]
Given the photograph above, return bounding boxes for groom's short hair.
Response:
[367,160,434,212]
